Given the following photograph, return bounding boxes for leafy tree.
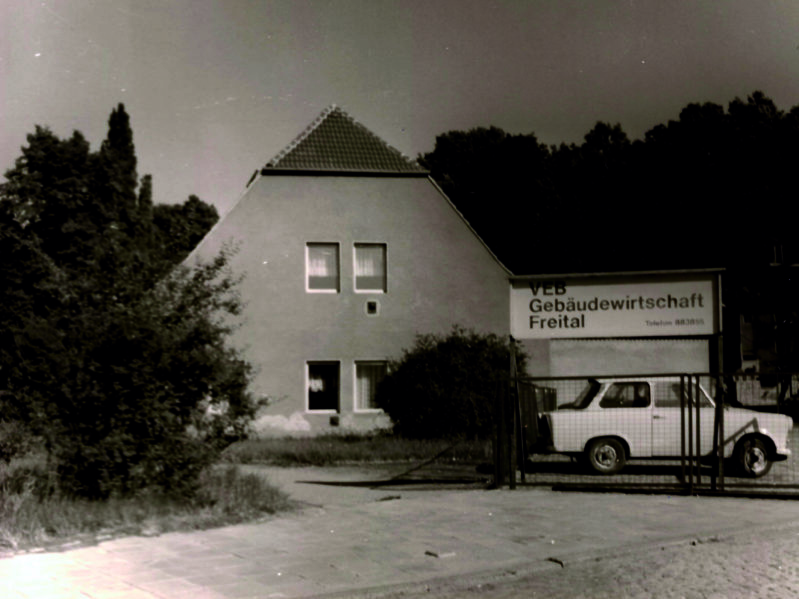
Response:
[376,327,526,439]
[0,205,59,411]
[99,103,138,204]
[419,127,552,273]
[153,195,219,268]
[137,173,153,217]
[0,105,251,499]
[0,127,97,279]
[551,122,634,271]
[43,248,254,498]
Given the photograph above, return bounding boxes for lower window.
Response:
[355,361,387,411]
[308,362,340,411]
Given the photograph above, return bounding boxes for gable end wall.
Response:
[191,175,510,434]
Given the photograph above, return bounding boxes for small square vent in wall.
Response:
[365,300,380,316]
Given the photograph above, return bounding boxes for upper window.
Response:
[355,361,387,411]
[354,243,387,293]
[599,383,650,408]
[306,243,339,292]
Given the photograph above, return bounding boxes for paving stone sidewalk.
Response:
[3,466,799,599]
[385,524,799,599]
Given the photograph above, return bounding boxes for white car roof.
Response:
[592,376,706,384]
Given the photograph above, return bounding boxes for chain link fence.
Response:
[494,373,799,496]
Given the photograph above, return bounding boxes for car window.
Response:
[656,384,683,408]
[599,383,650,408]
[657,383,713,408]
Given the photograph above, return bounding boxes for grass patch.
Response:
[222,433,492,466]
[0,461,294,553]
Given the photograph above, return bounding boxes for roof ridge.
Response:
[264,105,425,172]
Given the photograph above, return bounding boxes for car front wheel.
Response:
[586,438,626,475]
[735,437,773,478]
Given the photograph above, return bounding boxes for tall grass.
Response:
[0,461,294,553]
[222,433,492,466]
[1,434,492,552]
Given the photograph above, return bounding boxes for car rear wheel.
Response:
[734,437,772,478]
[586,438,626,475]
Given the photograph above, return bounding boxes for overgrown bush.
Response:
[0,417,34,466]
[376,327,526,439]
[4,250,259,499]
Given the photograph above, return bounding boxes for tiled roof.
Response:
[264,105,427,173]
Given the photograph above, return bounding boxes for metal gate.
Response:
[493,372,799,497]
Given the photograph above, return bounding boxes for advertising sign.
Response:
[510,274,717,339]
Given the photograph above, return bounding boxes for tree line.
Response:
[420,91,798,275]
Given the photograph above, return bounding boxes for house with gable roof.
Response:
[189,105,511,435]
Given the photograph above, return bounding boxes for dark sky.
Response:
[3,0,799,213]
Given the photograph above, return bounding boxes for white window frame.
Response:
[353,243,387,293]
[354,360,387,412]
[306,361,340,413]
[306,243,340,293]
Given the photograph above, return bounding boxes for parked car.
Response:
[531,377,793,477]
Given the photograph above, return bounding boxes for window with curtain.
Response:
[355,361,387,410]
[354,243,387,292]
[306,243,340,292]
[307,362,339,411]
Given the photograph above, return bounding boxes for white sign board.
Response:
[510,274,717,339]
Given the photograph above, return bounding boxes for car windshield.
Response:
[572,379,602,409]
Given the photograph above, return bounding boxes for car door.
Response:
[651,381,716,457]
[596,382,653,457]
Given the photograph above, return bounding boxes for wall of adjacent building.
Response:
[520,337,711,378]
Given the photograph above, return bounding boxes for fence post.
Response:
[718,377,724,490]
[508,339,517,489]
[510,337,526,484]
[494,380,506,488]
[680,375,693,493]
[516,383,527,485]
[710,375,718,491]
[711,374,727,492]
[695,375,701,488]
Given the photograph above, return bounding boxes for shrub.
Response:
[0,418,34,465]
[376,326,526,439]
[2,249,258,500]
[194,466,294,516]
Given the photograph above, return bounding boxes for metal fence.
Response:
[493,373,799,497]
